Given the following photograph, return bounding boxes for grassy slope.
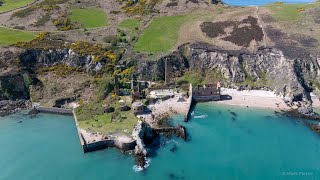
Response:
[69,8,107,28]
[0,27,36,45]
[0,0,34,12]
[118,18,140,35]
[134,15,188,53]
[266,3,314,21]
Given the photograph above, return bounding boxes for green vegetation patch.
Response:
[266,3,314,21]
[76,98,139,135]
[0,0,34,13]
[119,18,140,35]
[69,8,107,28]
[134,15,188,53]
[0,27,36,45]
[176,69,226,90]
[77,110,138,135]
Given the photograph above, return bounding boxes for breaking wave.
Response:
[133,157,151,172]
[194,114,208,119]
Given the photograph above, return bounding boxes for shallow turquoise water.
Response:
[225,0,315,6]
[1,104,320,180]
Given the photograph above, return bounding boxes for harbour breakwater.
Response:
[72,110,137,153]
[185,84,193,122]
[36,106,73,115]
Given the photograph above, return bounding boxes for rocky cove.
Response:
[1,42,320,169]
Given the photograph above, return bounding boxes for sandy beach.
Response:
[214,88,320,110]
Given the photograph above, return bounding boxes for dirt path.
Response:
[255,6,267,48]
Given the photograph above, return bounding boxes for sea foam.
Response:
[133,158,151,172]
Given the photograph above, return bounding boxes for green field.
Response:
[78,111,138,135]
[134,15,187,53]
[75,97,139,135]
[119,18,140,34]
[69,8,107,28]
[0,0,34,12]
[266,3,314,21]
[0,27,36,45]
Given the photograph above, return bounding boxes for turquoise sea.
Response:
[224,0,315,6]
[1,103,320,180]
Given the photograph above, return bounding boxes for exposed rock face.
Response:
[136,43,320,105]
[211,0,223,5]
[136,52,189,81]
[175,124,187,141]
[0,47,32,115]
[0,73,29,100]
[19,49,100,74]
[132,120,150,169]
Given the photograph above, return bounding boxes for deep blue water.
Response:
[224,0,315,6]
[1,104,320,179]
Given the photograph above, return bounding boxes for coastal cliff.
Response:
[1,42,320,114]
[136,43,320,107]
[0,47,31,115]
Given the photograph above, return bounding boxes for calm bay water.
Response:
[1,104,320,180]
[224,0,315,6]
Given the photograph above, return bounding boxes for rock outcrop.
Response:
[132,120,152,169]
[19,49,100,74]
[0,100,31,116]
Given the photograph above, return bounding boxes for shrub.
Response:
[94,77,114,102]
[12,6,39,18]
[103,35,117,43]
[52,17,79,31]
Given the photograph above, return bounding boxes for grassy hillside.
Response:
[69,8,107,28]
[0,27,36,45]
[0,0,34,13]
[134,15,188,53]
[119,18,140,35]
[266,3,314,21]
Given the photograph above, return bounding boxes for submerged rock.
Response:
[175,124,187,141]
[170,144,177,153]
[28,108,39,117]
[230,111,237,117]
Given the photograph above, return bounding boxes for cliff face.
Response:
[0,74,29,100]
[136,43,320,103]
[2,43,320,106]
[136,52,189,81]
[0,47,29,101]
[19,49,100,74]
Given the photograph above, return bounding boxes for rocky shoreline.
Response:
[0,100,31,116]
[132,120,187,170]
